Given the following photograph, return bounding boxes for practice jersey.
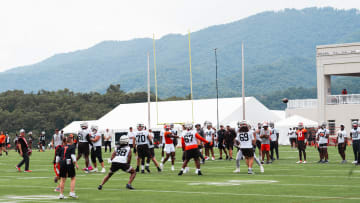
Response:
[39,135,46,141]
[0,134,5,144]
[135,130,149,145]
[148,133,154,149]
[317,128,329,144]
[270,128,278,142]
[164,131,174,144]
[288,129,297,138]
[204,128,215,142]
[91,132,102,147]
[128,132,134,145]
[112,146,131,164]
[337,130,347,143]
[56,144,76,162]
[260,129,271,144]
[53,133,63,147]
[351,128,360,140]
[237,130,255,149]
[181,130,208,150]
[297,128,307,141]
[78,129,91,143]
[104,131,112,141]
[160,129,165,144]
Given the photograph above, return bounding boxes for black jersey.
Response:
[56,144,76,162]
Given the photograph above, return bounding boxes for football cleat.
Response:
[233,168,240,173]
[303,161,307,164]
[296,161,302,164]
[16,166,21,172]
[101,168,106,173]
[157,167,162,172]
[135,167,139,172]
[160,163,163,170]
[69,193,78,199]
[98,185,102,190]
[341,160,347,164]
[88,166,94,171]
[24,170,32,172]
[248,169,254,174]
[184,167,189,174]
[145,166,151,173]
[91,168,98,173]
[197,170,202,176]
[59,194,64,199]
[212,157,215,161]
[171,166,175,171]
[126,184,135,190]
[352,160,358,164]
[178,171,183,176]
[260,165,264,173]
[141,170,145,174]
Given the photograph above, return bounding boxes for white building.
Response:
[286,42,360,133]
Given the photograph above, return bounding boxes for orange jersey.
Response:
[164,131,173,144]
[0,134,5,144]
[296,129,307,141]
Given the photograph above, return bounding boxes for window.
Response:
[328,120,336,135]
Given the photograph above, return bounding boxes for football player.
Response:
[76,122,93,172]
[39,131,46,152]
[260,122,271,164]
[55,136,79,199]
[160,125,166,162]
[216,125,228,160]
[28,132,33,149]
[90,125,106,173]
[195,124,206,164]
[269,122,279,161]
[296,122,308,164]
[204,121,216,160]
[178,122,211,176]
[160,125,178,171]
[134,123,151,173]
[146,129,161,172]
[54,138,66,192]
[317,122,329,163]
[128,127,136,153]
[350,121,360,164]
[224,125,236,160]
[98,136,136,190]
[336,124,347,163]
[170,123,178,148]
[288,127,297,149]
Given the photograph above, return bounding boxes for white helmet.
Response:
[170,123,174,128]
[80,122,88,129]
[321,122,327,128]
[269,121,274,128]
[185,122,193,130]
[137,123,144,128]
[91,125,99,132]
[262,122,269,127]
[28,131,33,135]
[352,121,358,128]
[238,120,250,129]
[41,131,45,135]
[119,136,129,145]
[20,129,25,133]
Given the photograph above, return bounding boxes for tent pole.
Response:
[188,30,194,123]
[242,42,245,120]
[153,34,159,125]
[147,52,151,129]
[214,48,219,129]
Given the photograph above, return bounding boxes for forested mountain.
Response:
[1,7,360,101]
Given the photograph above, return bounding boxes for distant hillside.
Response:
[1,7,360,99]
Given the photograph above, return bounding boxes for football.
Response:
[282,98,289,103]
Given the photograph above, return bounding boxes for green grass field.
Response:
[0,146,360,203]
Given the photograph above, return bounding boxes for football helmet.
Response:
[298,122,304,129]
[352,121,358,128]
[170,123,174,128]
[91,125,99,132]
[20,129,25,133]
[269,121,274,128]
[119,136,129,145]
[80,122,88,129]
[185,122,193,130]
[321,122,327,128]
[262,122,269,127]
[137,123,144,130]
[41,131,45,135]
[238,120,250,129]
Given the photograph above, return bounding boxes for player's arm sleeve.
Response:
[181,137,185,150]
[195,133,208,143]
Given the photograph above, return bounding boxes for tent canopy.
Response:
[62,120,98,134]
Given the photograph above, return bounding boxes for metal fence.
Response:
[327,94,360,105]
[287,99,317,109]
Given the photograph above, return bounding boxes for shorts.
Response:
[217,139,225,149]
[110,162,132,173]
[241,148,254,157]
[256,140,261,149]
[0,143,4,147]
[91,146,104,163]
[290,138,297,144]
[204,142,213,149]
[297,141,306,151]
[261,144,270,152]
[185,148,201,160]
[149,147,155,158]
[338,143,346,153]
[59,162,76,178]
[164,144,175,153]
[319,143,327,149]
[137,144,150,158]
[226,142,234,150]
[78,142,90,156]
[41,141,45,146]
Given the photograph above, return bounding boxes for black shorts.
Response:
[0,143,4,147]
[59,162,76,178]
[205,142,213,149]
[226,142,234,150]
[78,142,90,156]
[319,143,328,149]
[290,138,297,144]
[41,141,45,146]
[297,141,306,150]
[256,140,261,149]
[185,148,201,160]
[137,144,150,159]
[91,146,103,163]
[241,148,254,157]
[338,143,346,152]
[110,162,132,173]
[149,147,155,158]
[129,144,134,148]
[218,139,224,149]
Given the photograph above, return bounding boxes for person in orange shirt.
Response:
[160,125,178,171]
[296,122,308,164]
[0,132,8,156]
[178,122,211,176]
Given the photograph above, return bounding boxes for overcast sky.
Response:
[0,0,359,71]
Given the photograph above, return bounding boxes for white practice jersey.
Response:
[160,129,165,144]
[270,128,278,142]
[148,133,154,148]
[112,146,131,164]
[53,133,63,146]
[181,130,198,146]
[260,129,271,145]
[91,132,102,147]
[337,130,347,144]
[135,130,149,145]
[237,130,255,149]
[78,129,91,143]
[351,128,360,140]
[317,128,329,144]
[104,131,112,141]
[128,131,134,145]
[288,129,297,138]
[204,128,215,142]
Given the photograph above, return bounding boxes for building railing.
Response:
[327,94,360,105]
[287,99,317,109]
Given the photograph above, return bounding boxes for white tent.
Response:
[95,97,282,132]
[275,115,318,145]
[62,120,98,134]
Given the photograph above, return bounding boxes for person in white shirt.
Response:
[350,121,360,164]
[317,122,330,163]
[204,121,216,160]
[160,126,166,162]
[269,122,279,161]
[336,124,347,163]
[288,128,297,149]
[90,125,105,173]
[104,129,112,153]
[128,127,135,154]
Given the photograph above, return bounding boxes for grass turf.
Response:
[0,146,359,202]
